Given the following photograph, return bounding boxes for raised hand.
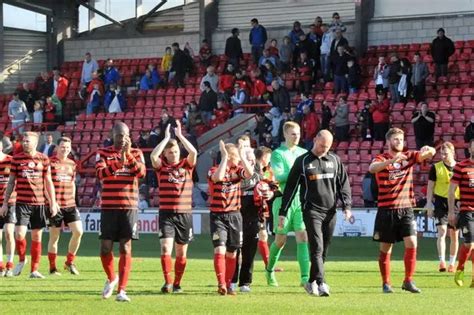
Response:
[174,120,182,138]
[164,123,171,139]
[219,140,227,158]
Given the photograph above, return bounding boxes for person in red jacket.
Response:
[86,71,105,99]
[370,92,391,141]
[250,69,267,103]
[219,63,235,96]
[52,72,69,101]
[301,104,320,149]
[296,52,313,95]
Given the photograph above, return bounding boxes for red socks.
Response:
[161,255,173,285]
[174,256,187,286]
[16,239,27,262]
[225,256,237,288]
[6,261,13,269]
[66,252,75,265]
[404,248,417,282]
[258,240,270,267]
[213,254,225,286]
[456,245,472,271]
[0,262,3,270]
[378,251,391,285]
[118,253,132,292]
[48,252,57,271]
[100,252,115,281]
[30,241,42,273]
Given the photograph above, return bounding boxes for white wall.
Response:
[374,0,474,18]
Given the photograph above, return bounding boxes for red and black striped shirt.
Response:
[373,151,420,209]
[297,60,312,81]
[11,151,50,205]
[156,158,194,213]
[50,156,76,209]
[451,159,474,212]
[96,147,146,210]
[208,165,246,213]
[0,155,16,205]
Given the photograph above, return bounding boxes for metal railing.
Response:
[3,49,46,75]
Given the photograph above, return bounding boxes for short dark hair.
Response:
[57,137,71,145]
[332,12,339,18]
[202,39,208,43]
[13,92,19,96]
[414,52,421,57]
[171,42,179,48]
[251,18,258,24]
[255,146,272,160]
[231,28,239,35]
[203,81,211,88]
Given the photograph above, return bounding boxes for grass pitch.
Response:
[0,234,472,314]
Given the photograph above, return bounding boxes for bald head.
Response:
[113,122,130,136]
[313,130,333,156]
[113,122,130,149]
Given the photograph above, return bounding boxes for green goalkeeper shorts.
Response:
[272,197,305,234]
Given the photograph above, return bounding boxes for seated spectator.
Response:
[261,132,276,150]
[147,126,160,148]
[104,84,126,113]
[138,193,149,213]
[200,66,219,92]
[86,83,101,115]
[301,104,320,149]
[33,100,44,130]
[186,101,203,135]
[268,107,283,145]
[137,131,150,148]
[103,58,121,89]
[231,83,249,114]
[334,95,350,141]
[270,79,290,113]
[35,71,51,99]
[370,92,390,141]
[279,36,292,73]
[148,64,161,89]
[219,63,235,95]
[250,69,267,103]
[331,45,350,94]
[263,61,280,86]
[347,58,361,94]
[139,69,154,91]
[259,49,277,69]
[199,39,212,67]
[296,51,313,94]
[268,39,279,58]
[464,115,474,158]
[214,98,231,122]
[199,81,218,125]
[161,46,172,85]
[412,102,435,149]
[234,70,252,93]
[411,52,429,104]
[296,92,314,122]
[8,92,29,134]
[321,100,333,130]
[225,28,243,69]
[18,82,37,115]
[103,131,113,147]
[254,112,272,144]
[373,56,389,94]
[357,100,373,140]
[289,21,305,47]
[329,12,346,33]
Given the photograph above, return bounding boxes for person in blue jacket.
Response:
[148,64,161,89]
[140,69,154,91]
[288,21,305,47]
[103,58,121,90]
[104,84,126,113]
[249,18,268,64]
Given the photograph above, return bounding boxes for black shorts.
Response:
[433,196,459,228]
[99,210,139,242]
[373,208,417,243]
[47,207,81,228]
[210,211,242,251]
[457,211,474,243]
[0,205,16,228]
[159,212,193,245]
[16,203,47,230]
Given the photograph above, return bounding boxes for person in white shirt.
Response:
[199,66,219,92]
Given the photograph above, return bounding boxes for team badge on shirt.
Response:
[28,161,35,168]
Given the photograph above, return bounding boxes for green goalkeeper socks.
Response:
[267,242,283,272]
[297,242,310,282]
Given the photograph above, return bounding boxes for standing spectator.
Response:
[270,80,290,113]
[199,81,218,126]
[388,54,401,105]
[331,46,349,94]
[261,133,276,150]
[263,61,280,86]
[431,28,455,79]
[329,28,348,60]
[52,71,69,102]
[412,102,436,149]
[199,39,212,67]
[33,101,43,129]
[8,92,29,134]
[296,52,313,95]
[18,83,37,116]
[171,42,187,88]
[279,36,293,73]
[321,101,333,130]
[293,33,312,66]
[411,52,429,104]
[370,93,391,141]
[357,100,374,140]
[85,71,104,99]
[296,93,314,122]
[320,24,332,81]
[161,47,173,85]
[268,39,279,58]
[200,66,219,93]
[148,64,161,89]
[225,28,243,69]
[464,115,474,158]
[398,58,411,104]
[80,52,99,98]
[139,69,154,91]
[334,95,350,142]
[249,18,268,64]
[289,21,305,47]
[157,109,177,143]
[301,104,320,150]
[307,24,322,78]
[347,58,361,94]
[254,112,272,144]
[103,59,121,90]
[329,12,347,33]
[373,56,389,94]
[86,83,101,115]
[104,84,126,113]
[231,83,249,114]
[38,133,56,157]
[35,71,51,99]
[313,16,324,36]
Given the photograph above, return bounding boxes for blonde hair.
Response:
[237,135,250,143]
[164,139,179,150]
[385,128,404,141]
[23,131,39,139]
[283,121,300,133]
[440,141,455,153]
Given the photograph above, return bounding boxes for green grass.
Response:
[0,234,472,314]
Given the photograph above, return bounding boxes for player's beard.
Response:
[390,143,403,153]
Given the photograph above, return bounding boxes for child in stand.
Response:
[161,47,173,86]
[33,100,43,131]
[44,97,56,130]
[86,83,101,115]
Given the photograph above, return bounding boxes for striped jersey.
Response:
[208,165,246,213]
[50,156,76,208]
[0,155,16,205]
[156,158,194,213]
[373,151,420,209]
[11,151,50,205]
[451,159,474,212]
[95,147,146,210]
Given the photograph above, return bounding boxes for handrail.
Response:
[6,122,59,136]
[4,49,46,74]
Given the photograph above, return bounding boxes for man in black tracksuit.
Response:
[278,130,351,297]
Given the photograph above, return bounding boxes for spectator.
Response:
[35,71,51,99]
[148,64,161,89]
[103,131,113,147]
[279,36,293,73]
[254,112,272,144]
[411,52,429,104]
[214,98,231,123]
[249,18,268,64]
[137,131,149,148]
[199,39,212,67]
[80,52,99,97]
[464,115,474,158]
[268,107,283,145]
[357,100,374,140]
[370,92,390,141]
[331,46,350,94]
[301,104,320,149]
[171,42,187,88]
[231,82,249,114]
[388,54,401,105]
[293,33,312,66]
[139,69,154,91]
[261,132,276,150]
[138,193,149,213]
[263,61,280,86]
[33,100,44,129]
[103,58,121,89]
[320,23,333,81]
[8,92,29,134]
[235,70,252,93]
[296,92,314,122]
[200,66,219,92]
[259,49,277,68]
[362,172,377,207]
[38,133,56,157]
[250,69,267,103]
[347,58,361,94]
[225,28,243,69]
[186,101,203,134]
[313,16,324,36]
[199,81,217,125]
[52,70,69,102]
[398,57,411,104]
[289,21,305,47]
[412,102,435,149]
[321,100,333,130]
[270,80,290,113]
[147,126,160,148]
[268,39,279,57]
[85,83,101,115]
[85,71,104,98]
[330,28,349,60]
[18,83,37,115]
[218,63,235,96]
[431,28,455,79]
[329,12,347,33]
[0,131,12,154]
[296,51,313,95]
[373,56,389,94]
[161,46,173,85]
[306,24,321,76]
[157,109,177,142]
[104,84,125,113]
[334,95,350,141]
